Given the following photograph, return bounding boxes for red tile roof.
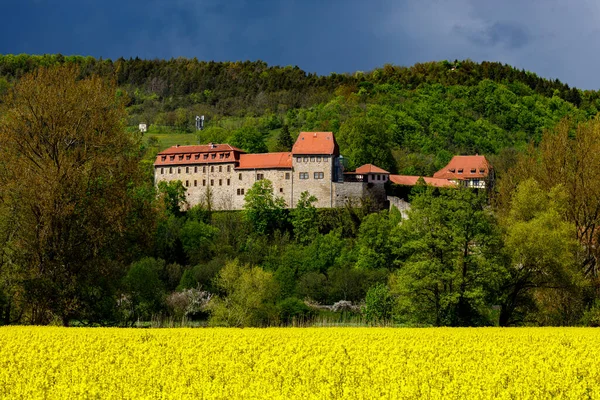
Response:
[237,152,292,170]
[292,132,339,155]
[389,175,457,188]
[433,155,491,180]
[154,144,245,166]
[159,144,244,155]
[355,164,390,174]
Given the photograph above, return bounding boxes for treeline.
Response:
[2,54,598,176]
[3,62,600,327]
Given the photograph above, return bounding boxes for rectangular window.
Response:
[227,179,230,186]
[242,188,245,195]
[227,165,231,172]
[177,168,181,174]
[239,173,243,180]
[202,179,206,186]
[219,179,222,186]
[219,166,222,172]
[237,188,241,195]
[316,157,321,162]
[310,157,315,162]
[194,166,198,173]
[161,168,164,174]
[323,157,328,162]
[299,172,309,180]
[303,157,308,162]
[296,157,301,163]
[279,188,283,193]
[285,173,290,180]
[211,166,214,172]
[169,167,172,174]
[185,180,189,187]
[203,166,206,173]
[314,172,324,179]
[210,179,214,186]
[256,173,264,181]
[194,180,197,187]
[186,167,189,173]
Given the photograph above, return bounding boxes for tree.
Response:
[276,124,294,151]
[243,179,287,235]
[157,180,187,216]
[0,65,143,325]
[229,126,268,153]
[363,284,394,325]
[498,179,582,326]
[337,116,396,172]
[391,188,502,326]
[291,191,318,244]
[121,257,166,323]
[208,260,279,327]
[355,209,401,270]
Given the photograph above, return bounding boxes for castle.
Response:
[154,132,390,210]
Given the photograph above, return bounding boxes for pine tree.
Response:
[277,124,294,151]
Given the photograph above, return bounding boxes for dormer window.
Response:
[450,168,456,173]
[470,168,476,173]
[225,153,230,158]
[169,155,175,161]
[479,169,485,173]
[186,155,191,160]
[458,169,463,174]
[211,154,216,159]
[161,156,166,161]
[219,153,224,159]
[195,154,199,159]
[179,155,183,160]
[204,154,208,159]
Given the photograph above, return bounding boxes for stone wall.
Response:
[291,155,335,208]
[232,168,292,209]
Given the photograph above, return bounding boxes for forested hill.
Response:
[0,54,598,175]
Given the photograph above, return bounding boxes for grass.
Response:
[146,133,199,151]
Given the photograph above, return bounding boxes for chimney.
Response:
[313,132,317,137]
[175,144,179,148]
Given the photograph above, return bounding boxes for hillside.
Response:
[0,55,597,175]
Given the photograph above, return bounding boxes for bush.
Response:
[277,297,314,325]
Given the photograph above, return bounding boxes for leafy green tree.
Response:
[179,220,219,265]
[0,65,143,325]
[243,179,288,235]
[391,188,502,326]
[121,258,166,323]
[291,191,318,244]
[355,209,401,270]
[229,126,268,153]
[336,116,396,172]
[208,260,280,327]
[157,180,187,216]
[498,179,581,326]
[363,284,394,325]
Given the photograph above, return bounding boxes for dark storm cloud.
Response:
[0,0,599,88]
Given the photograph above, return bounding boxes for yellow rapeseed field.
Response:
[0,327,598,399]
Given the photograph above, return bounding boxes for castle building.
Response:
[432,155,493,189]
[153,132,389,210]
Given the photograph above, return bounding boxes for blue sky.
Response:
[2,0,599,89]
